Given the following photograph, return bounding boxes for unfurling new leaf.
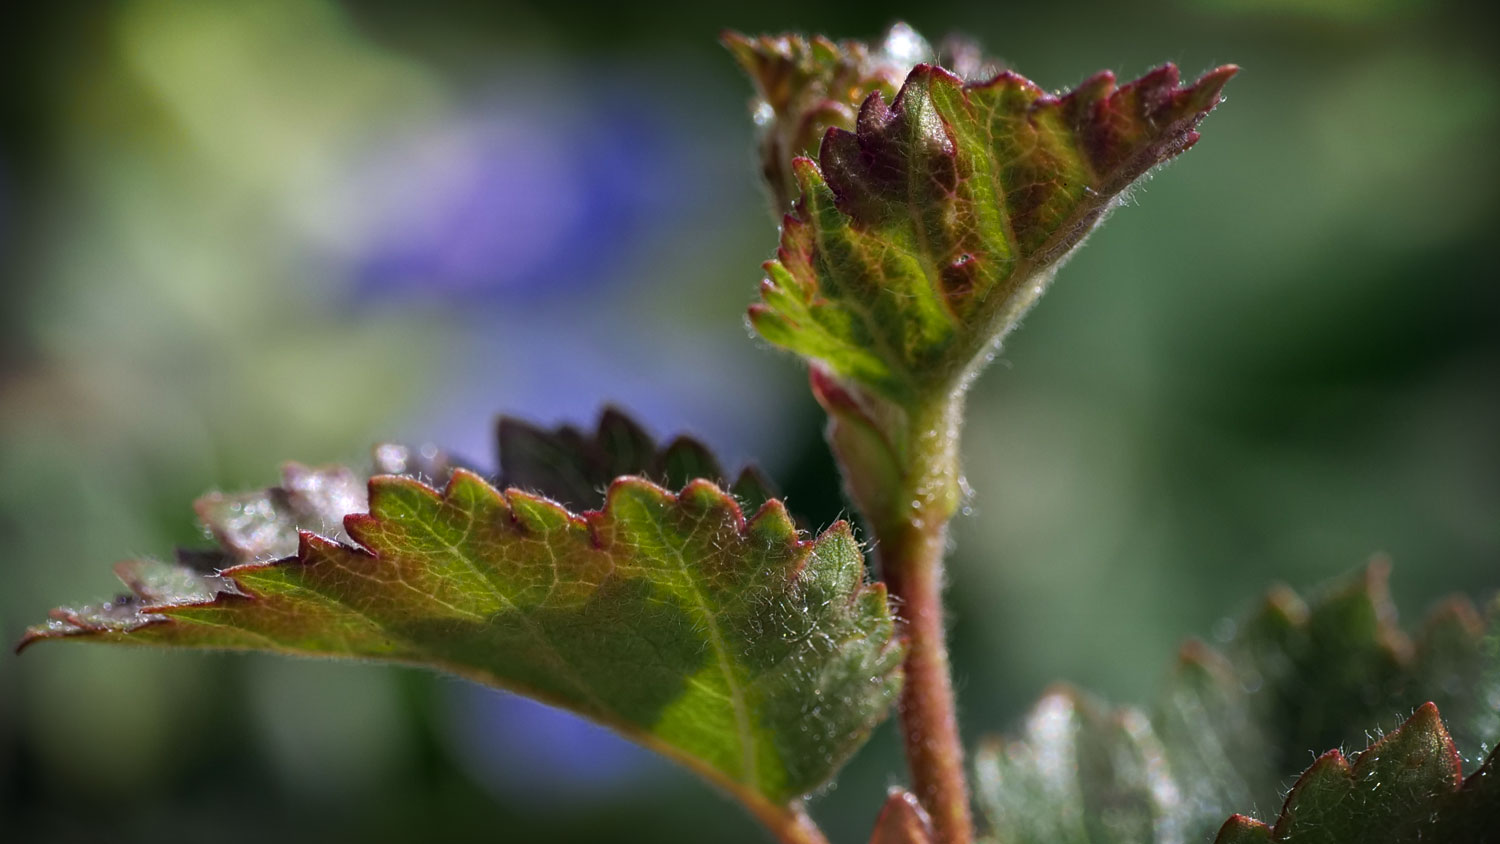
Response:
[22,410,904,826]
[729,27,1237,536]
[740,35,1236,403]
[723,25,925,213]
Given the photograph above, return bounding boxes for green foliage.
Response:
[974,564,1500,843]
[22,412,903,821]
[1214,703,1499,843]
[20,17,1498,844]
[744,34,1236,404]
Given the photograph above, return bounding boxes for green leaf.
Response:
[747,49,1236,404]
[21,413,903,824]
[975,686,1182,843]
[974,564,1500,843]
[1212,704,1498,843]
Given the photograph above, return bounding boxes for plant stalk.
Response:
[865,392,973,844]
[881,520,969,843]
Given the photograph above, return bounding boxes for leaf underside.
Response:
[975,563,1500,843]
[22,409,903,812]
[747,47,1236,402]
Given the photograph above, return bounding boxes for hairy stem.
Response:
[882,518,969,843]
[851,392,973,844]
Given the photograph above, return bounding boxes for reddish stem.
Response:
[880,518,973,844]
[820,388,972,844]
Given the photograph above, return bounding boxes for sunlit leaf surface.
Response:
[740,32,1235,402]
[22,410,903,820]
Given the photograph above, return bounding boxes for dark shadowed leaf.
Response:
[975,564,1500,843]
[1213,704,1498,843]
[497,407,775,513]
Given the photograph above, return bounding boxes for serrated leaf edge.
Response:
[20,470,903,830]
[1214,701,1496,842]
[751,60,1238,401]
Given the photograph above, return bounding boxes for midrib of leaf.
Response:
[946,94,1103,384]
[901,89,948,334]
[201,489,754,787]
[803,178,915,392]
[757,60,1235,407]
[160,610,285,649]
[26,435,905,837]
[267,491,817,815]
[401,491,614,718]
[972,95,1019,264]
[648,507,761,789]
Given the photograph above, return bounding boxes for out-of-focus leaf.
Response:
[746,48,1236,404]
[496,406,774,513]
[1213,704,1498,843]
[976,687,1183,843]
[22,421,902,825]
[974,564,1500,843]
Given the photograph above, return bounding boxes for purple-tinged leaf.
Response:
[723,24,931,212]
[746,41,1235,403]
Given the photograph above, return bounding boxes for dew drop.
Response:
[880,22,930,66]
[1212,617,1237,643]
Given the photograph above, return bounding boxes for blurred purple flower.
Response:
[442,683,668,803]
[347,82,686,301]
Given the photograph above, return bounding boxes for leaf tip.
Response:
[870,788,935,844]
[365,468,443,505]
[1196,63,1240,100]
[790,154,823,189]
[1358,701,1463,786]
[1213,813,1272,844]
[14,628,47,655]
[1287,747,1354,794]
[904,61,964,90]
[1421,594,1485,642]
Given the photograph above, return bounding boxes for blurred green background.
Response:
[2,0,1496,841]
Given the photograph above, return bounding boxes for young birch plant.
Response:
[21,21,1500,844]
